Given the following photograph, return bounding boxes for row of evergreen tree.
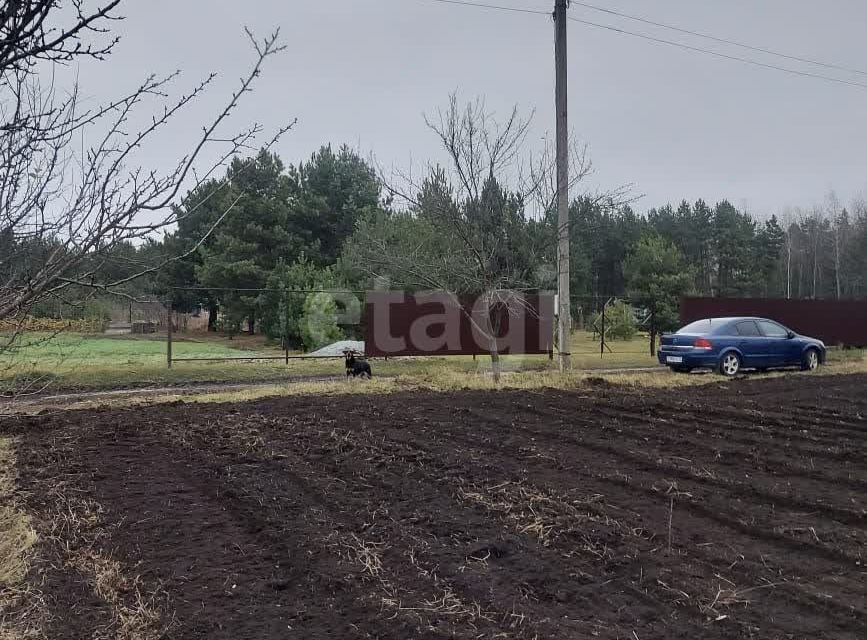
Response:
[572,196,867,302]
[64,146,867,345]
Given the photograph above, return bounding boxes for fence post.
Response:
[281,287,289,365]
[166,299,173,369]
[600,301,606,359]
[649,309,655,356]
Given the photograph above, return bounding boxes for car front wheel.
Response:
[801,348,820,372]
[719,352,741,377]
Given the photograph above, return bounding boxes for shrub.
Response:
[589,300,637,341]
[261,256,349,349]
[300,292,344,351]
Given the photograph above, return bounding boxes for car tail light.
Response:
[694,338,713,350]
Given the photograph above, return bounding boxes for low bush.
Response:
[589,300,638,341]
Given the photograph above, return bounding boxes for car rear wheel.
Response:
[801,348,820,372]
[719,352,741,377]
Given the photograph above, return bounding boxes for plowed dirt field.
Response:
[4,373,866,639]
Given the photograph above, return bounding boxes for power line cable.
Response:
[569,1,867,77]
[423,0,548,16]
[566,15,867,91]
[419,0,867,91]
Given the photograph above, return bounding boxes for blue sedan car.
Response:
[658,317,826,376]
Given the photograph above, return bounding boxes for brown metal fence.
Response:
[364,292,555,357]
[681,297,867,347]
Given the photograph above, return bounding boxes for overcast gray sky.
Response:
[74,0,867,216]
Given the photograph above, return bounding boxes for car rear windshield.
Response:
[677,319,718,335]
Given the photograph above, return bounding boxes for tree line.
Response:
[577,195,867,302]
[32,141,864,352]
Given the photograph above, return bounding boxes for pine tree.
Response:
[625,233,693,352]
[753,215,786,296]
[713,200,756,296]
[289,145,381,265]
[197,150,299,334]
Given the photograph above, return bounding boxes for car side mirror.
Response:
[786,331,795,339]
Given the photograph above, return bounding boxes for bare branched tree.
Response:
[0,0,122,74]
[0,2,292,328]
[349,206,538,381]
[521,133,634,220]
[423,94,532,202]
[357,94,630,380]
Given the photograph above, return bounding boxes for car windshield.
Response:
[677,319,717,335]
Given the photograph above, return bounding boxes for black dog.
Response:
[344,352,372,379]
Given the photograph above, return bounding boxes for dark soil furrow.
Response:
[365,405,867,635]
[457,404,866,529]
[538,390,867,458]
[534,401,867,493]
[601,403,865,458]
[7,373,867,639]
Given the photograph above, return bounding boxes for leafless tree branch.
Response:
[0,9,291,322]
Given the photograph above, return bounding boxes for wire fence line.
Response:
[162,289,657,368]
[0,285,658,367]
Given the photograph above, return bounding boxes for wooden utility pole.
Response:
[555,0,571,370]
[166,298,173,369]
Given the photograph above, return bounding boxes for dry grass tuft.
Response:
[0,438,36,586]
[44,488,173,640]
[342,534,386,579]
[0,436,44,640]
[457,481,623,560]
[698,580,785,621]
[111,368,707,408]
[75,551,167,640]
[333,529,506,631]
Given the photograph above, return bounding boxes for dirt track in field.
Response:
[3,373,866,639]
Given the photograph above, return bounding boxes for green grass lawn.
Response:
[6,332,274,366]
[1,332,285,392]
[0,330,662,393]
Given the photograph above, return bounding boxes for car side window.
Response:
[735,321,761,337]
[758,320,788,338]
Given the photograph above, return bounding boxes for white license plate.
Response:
[667,356,683,364]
